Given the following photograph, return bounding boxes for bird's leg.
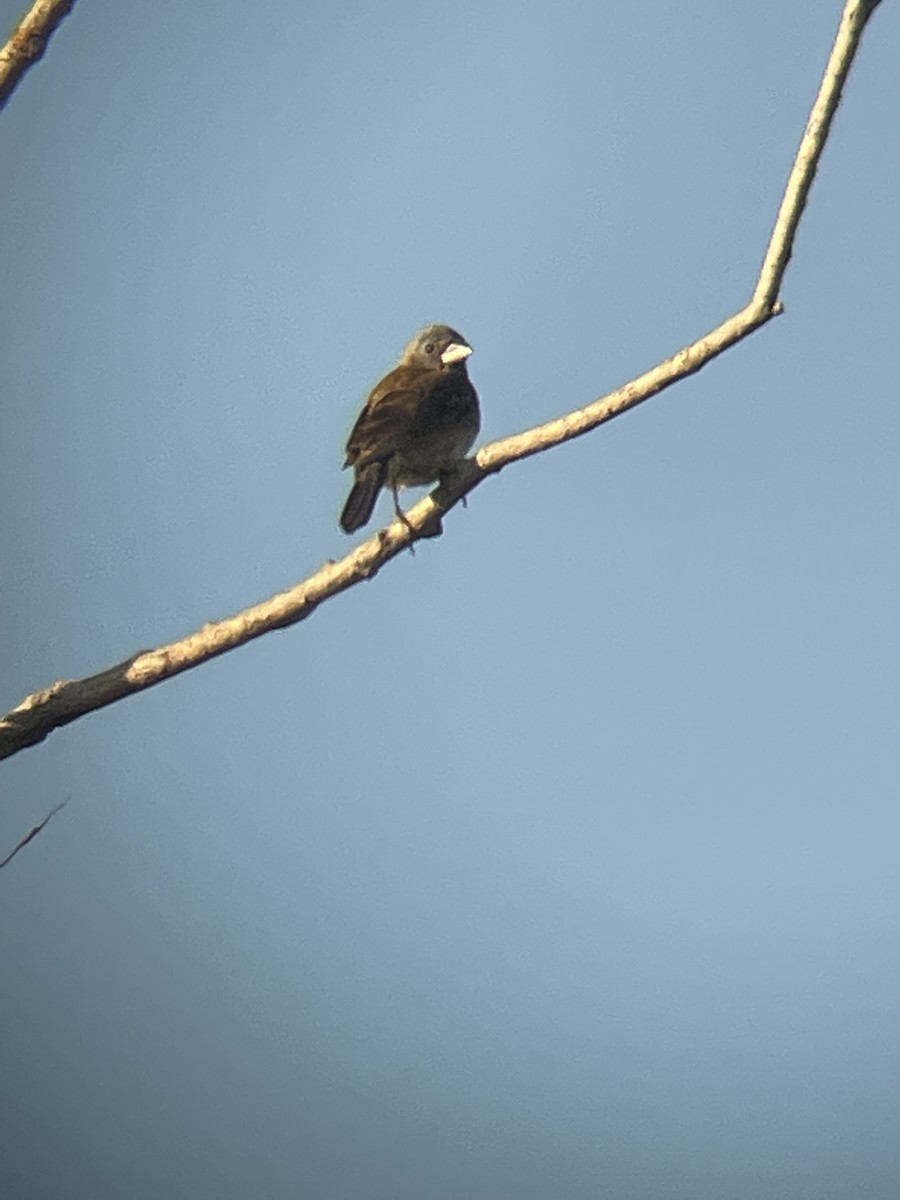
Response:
[437,466,467,509]
[391,484,417,553]
[391,484,414,531]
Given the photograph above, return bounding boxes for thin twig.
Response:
[0,0,885,764]
[0,797,69,868]
[0,0,76,111]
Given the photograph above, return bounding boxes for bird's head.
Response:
[402,325,473,370]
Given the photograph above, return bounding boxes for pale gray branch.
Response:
[0,0,884,764]
[0,0,76,111]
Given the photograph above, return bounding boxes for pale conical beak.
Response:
[441,342,473,365]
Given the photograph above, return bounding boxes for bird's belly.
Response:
[388,425,477,487]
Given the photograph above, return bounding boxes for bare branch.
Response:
[753,0,883,311]
[0,0,76,111]
[0,797,69,868]
[0,0,885,764]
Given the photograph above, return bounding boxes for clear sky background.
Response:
[2,2,899,1197]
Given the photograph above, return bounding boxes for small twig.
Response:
[0,797,69,868]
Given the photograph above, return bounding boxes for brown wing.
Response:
[343,365,432,469]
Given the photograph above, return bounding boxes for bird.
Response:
[339,324,480,534]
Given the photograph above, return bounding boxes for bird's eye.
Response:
[424,343,435,355]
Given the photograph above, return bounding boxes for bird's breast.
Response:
[388,422,478,487]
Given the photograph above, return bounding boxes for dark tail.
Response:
[340,462,386,533]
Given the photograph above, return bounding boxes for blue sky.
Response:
[2,2,899,1196]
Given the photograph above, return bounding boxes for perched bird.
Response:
[339,324,480,534]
